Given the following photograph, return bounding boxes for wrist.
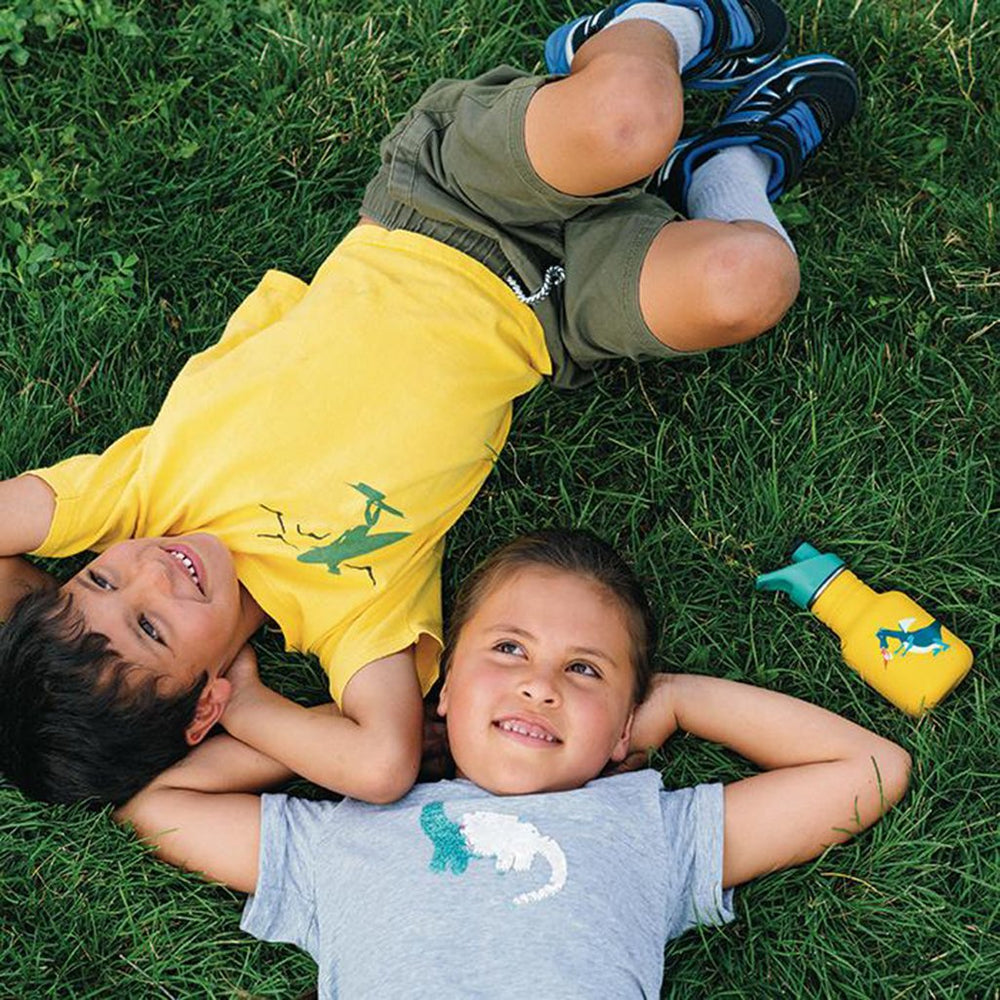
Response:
[666,672,721,730]
[220,678,271,736]
[629,672,681,752]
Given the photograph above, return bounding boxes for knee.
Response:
[698,228,800,346]
[580,56,682,174]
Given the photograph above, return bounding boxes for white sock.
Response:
[686,145,796,254]
[611,3,704,71]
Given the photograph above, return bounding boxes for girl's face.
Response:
[438,565,636,796]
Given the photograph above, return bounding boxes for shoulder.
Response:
[659,781,726,831]
[584,767,666,803]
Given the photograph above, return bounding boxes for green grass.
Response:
[1,0,997,996]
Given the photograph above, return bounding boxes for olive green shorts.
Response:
[360,66,684,389]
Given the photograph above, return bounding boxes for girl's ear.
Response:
[184,677,232,745]
[608,708,635,763]
[436,675,450,718]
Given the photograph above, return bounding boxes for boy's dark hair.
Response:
[0,588,208,807]
[442,529,657,703]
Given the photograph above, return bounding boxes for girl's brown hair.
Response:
[441,529,657,703]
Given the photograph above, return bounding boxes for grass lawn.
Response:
[1,1,997,997]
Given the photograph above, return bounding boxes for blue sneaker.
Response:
[650,54,861,214]
[544,0,788,90]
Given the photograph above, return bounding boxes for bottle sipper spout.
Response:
[755,541,845,609]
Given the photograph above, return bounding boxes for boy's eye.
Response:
[567,661,600,678]
[88,570,114,590]
[139,615,162,643]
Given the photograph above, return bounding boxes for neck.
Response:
[236,583,268,640]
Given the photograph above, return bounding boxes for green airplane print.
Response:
[296,482,411,577]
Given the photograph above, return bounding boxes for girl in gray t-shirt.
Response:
[121,528,910,998]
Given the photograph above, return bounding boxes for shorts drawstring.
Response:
[504,265,566,305]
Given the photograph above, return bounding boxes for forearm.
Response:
[662,674,911,886]
[668,673,908,778]
[160,730,299,794]
[114,732,289,892]
[224,686,421,803]
[0,555,57,620]
[118,776,262,892]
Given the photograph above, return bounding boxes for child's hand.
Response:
[213,647,422,801]
[0,554,57,621]
[220,645,267,729]
[627,672,680,755]
[419,697,454,783]
[601,749,650,777]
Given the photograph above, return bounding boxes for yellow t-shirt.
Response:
[30,225,551,701]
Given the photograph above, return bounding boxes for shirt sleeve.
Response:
[312,542,445,704]
[183,268,309,373]
[240,794,339,961]
[28,426,149,557]
[659,783,736,939]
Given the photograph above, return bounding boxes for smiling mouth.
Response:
[494,719,561,744]
[167,548,203,593]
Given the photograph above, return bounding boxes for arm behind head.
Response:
[116,732,272,894]
[660,674,911,888]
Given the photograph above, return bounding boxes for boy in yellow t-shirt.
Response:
[0,1,858,806]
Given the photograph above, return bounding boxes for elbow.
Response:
[876,741,912,810]
[364,775,416,806]
[354,742,421,805]
[359,768,418,806]
[113,790,144,831]
[113,788,161,842]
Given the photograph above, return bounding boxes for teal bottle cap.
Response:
[755,541,845,609]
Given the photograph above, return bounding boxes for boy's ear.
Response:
[609,708,636,764]
[184,677,232,746]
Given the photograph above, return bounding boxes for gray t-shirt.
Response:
[241,769,734,999]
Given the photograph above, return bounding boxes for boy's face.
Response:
[61,534,246,697]
[438,566,636,796]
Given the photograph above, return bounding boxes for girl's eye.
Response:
[567,661,600,678]
[494,640,524,657]
[89,571,113,590]
[139,615,162,643]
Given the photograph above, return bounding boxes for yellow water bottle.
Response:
[755,541,973,715]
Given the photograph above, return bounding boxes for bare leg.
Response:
[524,21,683,196]
[525,18,799,350]
[637,55,861,350]
[639,218,800,351]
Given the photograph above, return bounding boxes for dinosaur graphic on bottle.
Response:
[756,541,973,716]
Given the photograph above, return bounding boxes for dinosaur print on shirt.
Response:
[420,801,568,906]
